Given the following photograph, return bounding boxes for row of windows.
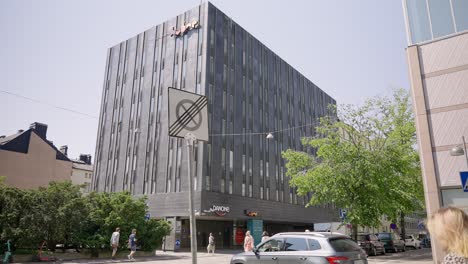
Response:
[95,10,205,194]
[203,11,334,204]
[405,0,468,44]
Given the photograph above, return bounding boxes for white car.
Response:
[404,235,421,249]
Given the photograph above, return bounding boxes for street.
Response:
[368,248,433,264]
[44,248,433,264]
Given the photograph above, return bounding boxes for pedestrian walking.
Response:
[244,231,255,252]
[127,229,137,261]
[207,233,215,255]
[110,227,120,259]
[427,206,468,264]
[261,231,270,243]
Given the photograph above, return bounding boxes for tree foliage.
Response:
[282,89,423,234]
[0,178,171,253]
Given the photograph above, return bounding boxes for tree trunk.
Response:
[352,224,358,241]
[400,212,406,239]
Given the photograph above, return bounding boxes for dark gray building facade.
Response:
[93,2,337,249]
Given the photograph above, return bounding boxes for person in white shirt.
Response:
[207,233,215,255]
[110,227,120,259]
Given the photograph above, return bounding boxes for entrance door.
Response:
[223,226,231,248]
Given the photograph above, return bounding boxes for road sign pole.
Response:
[462,136,468,168]
[185,133,197,264]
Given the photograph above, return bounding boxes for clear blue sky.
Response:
[0,0,410,160]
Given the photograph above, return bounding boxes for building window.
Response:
[453,0,468,31]
[428,0,455,38]
[221,178,225,193]
[206,144,212,191]
[405,0,468,44]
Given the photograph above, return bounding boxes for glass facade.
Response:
[405,0,468,44]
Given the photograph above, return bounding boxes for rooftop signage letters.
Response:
[203,205,230,217]
[171,20,199,37]
[244,210,258,217]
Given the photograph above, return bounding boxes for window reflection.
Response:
[453,0,468,31]
[405,0,468,44]
[428,0,455,38]
[406,0,432,44]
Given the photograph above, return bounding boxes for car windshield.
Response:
[329,238,362,252]
[378,233,391,240]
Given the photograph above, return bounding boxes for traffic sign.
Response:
[168,87,208,141]
[460,171,468,192]
[418,221,425,230]
[145,213,151,220]
[175,239,181,249]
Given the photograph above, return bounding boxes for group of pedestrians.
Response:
[242,230,270,252]
[206,230,270,254]
[109,227,138,261]
[107,207,468,264]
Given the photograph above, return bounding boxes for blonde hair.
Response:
[427,207,468,257]
[245,231,251,236]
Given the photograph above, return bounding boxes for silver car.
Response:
[230,232,368,264]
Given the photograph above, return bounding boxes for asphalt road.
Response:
[367,248,433,264]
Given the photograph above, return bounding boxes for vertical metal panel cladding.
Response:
[93,48,111,192]
[94,2,336,211]
[97,45,121,192]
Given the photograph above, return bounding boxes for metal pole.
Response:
[462,136,468,168]
[185,133,197,264]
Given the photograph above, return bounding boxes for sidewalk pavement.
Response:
[18,250,239,264]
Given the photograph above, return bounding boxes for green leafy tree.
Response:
[27,181,88,251]
[80,191,170,254]
[374,89,423,238]
[0,177,35,246]
[138,219,171,251]
[1,178,170,255]
[282,89,423,239]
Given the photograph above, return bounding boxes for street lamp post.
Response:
[449,136,468,168]
[266,133,274,139]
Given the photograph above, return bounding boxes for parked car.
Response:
[357,233,386,256]
[230,232,368,264]
[404,235,421,249]
[377,232,406,253]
